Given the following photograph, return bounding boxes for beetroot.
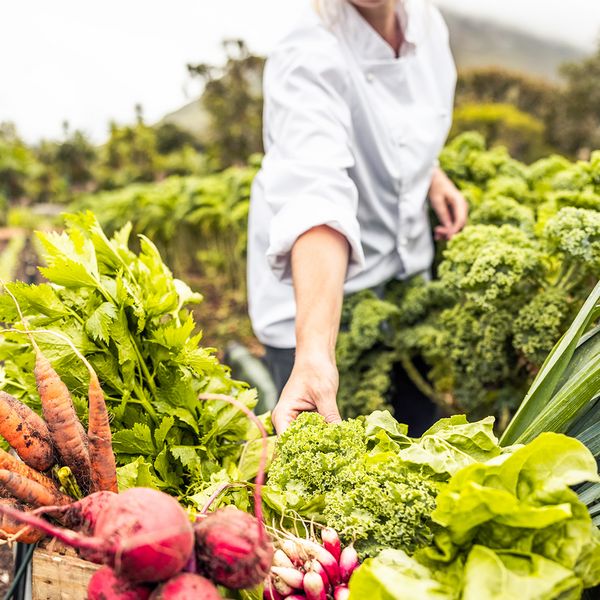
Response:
[87,566,153,599]
[0,488,193,584]
[195,505,273,589]
[149,573,221,600]
[195,394,274,589]
[35,491,117,534]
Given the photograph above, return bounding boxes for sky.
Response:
[1,0,599,143]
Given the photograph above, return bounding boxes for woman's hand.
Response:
[271,352,341,434]
[428,167,468,241]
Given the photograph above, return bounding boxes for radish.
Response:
[320,528,341,562]
[149,573,221,599]
[339,544,359,584]
[286,596,308,600]
[271,566,304,590]
[334,585,350,600]
[195,393,274,589]
[263,578,285,600]
[288,539,339,586]
[303,571,326,600]
[0,488,194,584]
[304,559,329,592]
[87,566,153,599]
[273,549,295,568]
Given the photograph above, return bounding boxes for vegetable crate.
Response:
[32,549,98,600]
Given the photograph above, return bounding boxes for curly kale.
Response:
[267,413,438,558]
[336,137,600,428]
[438,225,543,306]
[544,207,600,280]
[470,195,535,231]
[513,288,572,365]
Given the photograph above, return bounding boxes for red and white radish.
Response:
[87,566,153,600]
[271,566,304,590]
[149,573,221,600]
[304,559,329,592]
[334,584,350,600]
[0,488,193,584]
[273,548,295,569]
[290,539,340,586]
[303,570,326,600]
[320,528,341,562]
[263,578,285,600]
[339,544,359,584]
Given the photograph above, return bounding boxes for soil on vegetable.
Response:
[0,545,14,596]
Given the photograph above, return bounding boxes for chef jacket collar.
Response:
[340,0,421,62]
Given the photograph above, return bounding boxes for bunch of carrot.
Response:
[0,289,117,544]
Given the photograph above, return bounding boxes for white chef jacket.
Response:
[247,0,456,348]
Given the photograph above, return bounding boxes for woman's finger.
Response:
[430,193,452,229]
[449,191,468,234]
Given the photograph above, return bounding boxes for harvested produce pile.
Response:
[0,212,266,508]
[266,412,600,599]
[337,133,600,424]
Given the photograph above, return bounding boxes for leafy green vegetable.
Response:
[348,432,600,599]
[337,133,600,423]
[0,212,267,505]
[266,411,512,558]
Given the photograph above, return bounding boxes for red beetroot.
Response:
[149,573,221,600]
[0,488,193,584]
[320,528,341,562]
[195,505,274,588]
[34,491,117,535]
[87,566,152,600]
[195,394,274,590]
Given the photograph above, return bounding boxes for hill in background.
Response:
[161,8,587,139]
[441,9,585,81]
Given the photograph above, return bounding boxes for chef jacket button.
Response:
[398,236,408,247]
[366,72,374,82]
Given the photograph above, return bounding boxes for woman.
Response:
[247,0,467,433]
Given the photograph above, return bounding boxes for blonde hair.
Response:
[312,0,343,25]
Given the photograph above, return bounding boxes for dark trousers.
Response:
[263,345,295,396]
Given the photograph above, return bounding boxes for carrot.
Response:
[0,390,55,471]
[0,282,92,492]
[0,469,71,507]
[87,372,118,493]
[0,448,63,496]
[34,352,92,493]
[0,499,44,544]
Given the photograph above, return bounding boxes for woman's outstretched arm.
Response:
[270,225,349,434]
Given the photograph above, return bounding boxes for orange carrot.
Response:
[0,390,55,471]
[87,372,118,493]
[0,469,71,507]
[34,352,92,493]
[0,499,44,544]
[0,448,63,495]
[0,282,92,492]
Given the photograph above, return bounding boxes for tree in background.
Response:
[188,39,265,169]
[450,103,546,162]
[555,45,600,158]
[0,123,41,204]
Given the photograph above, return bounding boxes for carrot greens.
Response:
[0,212,266,505]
